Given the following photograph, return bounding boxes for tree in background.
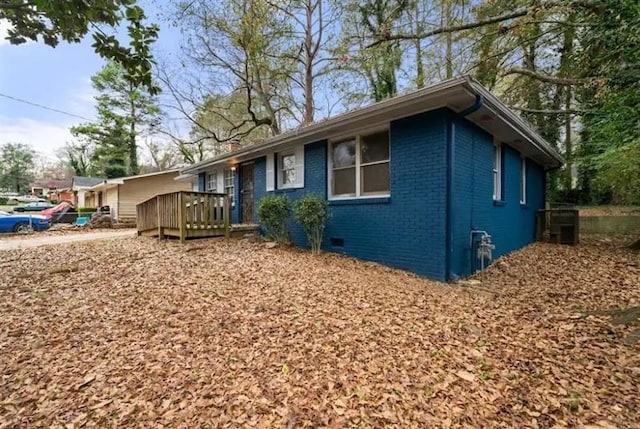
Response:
[0,143,36,194]
[576,0,640,204]
[158,0,640,206]
[159,0,342,159]
[70,62,161,177]
[58,142,95,177]
[0,0,159,93]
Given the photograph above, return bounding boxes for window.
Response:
[206,171,217,192]
[520,157,527,204]
[330,130,390,198]
[493,143,502,201]
[224,168,235,205]
[267,146,304,191]
[280,153,296,187]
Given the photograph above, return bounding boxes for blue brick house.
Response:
[180,76,563,281]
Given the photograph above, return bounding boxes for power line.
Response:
[0,92,93,121]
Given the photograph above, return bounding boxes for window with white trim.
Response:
[206,171,217,192]
[267,146,304,191]
[493,143,502,201]
[279,153,296,187]
[520,156,527,204]
[224,168,235,205]
[330,130,390,198]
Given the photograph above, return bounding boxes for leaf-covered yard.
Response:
[1,237,639,428]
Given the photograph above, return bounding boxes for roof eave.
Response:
[466,80,564,168]
[181,77,471,174]
[182,76,563,173]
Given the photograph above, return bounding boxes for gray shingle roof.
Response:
[72,176,104,188]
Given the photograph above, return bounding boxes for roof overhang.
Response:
[182,76,563,174]
[89,181,122,191]
[174,173,196,182]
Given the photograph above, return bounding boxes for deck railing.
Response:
[136,191,230,242]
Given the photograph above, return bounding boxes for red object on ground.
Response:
[41,201,74,220]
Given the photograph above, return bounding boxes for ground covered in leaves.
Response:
[1,236,639,428]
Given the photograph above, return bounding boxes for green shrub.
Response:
[0,197,7,205]
[257,195,291,244]
[77,207,97,214]
[293,194,329,254]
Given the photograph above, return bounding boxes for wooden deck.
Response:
[137,191,238,243]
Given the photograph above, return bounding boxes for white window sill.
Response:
[278,184,300,190]
[329,194,390,201]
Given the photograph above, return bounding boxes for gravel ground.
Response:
[0,236,638,428]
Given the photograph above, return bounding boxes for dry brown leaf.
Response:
[455,370,476,383]
[0,236,638,427]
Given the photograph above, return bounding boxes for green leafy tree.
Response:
[0,0,159,93]
[0,143,36,194]
[71,62,161,177]
[257,195,292,244]
[576,0,640,204]
[293,194,329,254]
[58,142,95,177]
[349,0,410,101]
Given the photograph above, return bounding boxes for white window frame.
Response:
[278,152,296,189]
[328,129,390,200]
[206,170,217,192]
[224,168,235,206]
[520,156,527,205]
[493,143,502,201]
[266,145,304,191]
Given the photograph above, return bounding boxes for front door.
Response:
[241,163,254,223]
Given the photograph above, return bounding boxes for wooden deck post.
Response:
[156,195,164,239]
[223,194,230,238]
[178,191,186,243]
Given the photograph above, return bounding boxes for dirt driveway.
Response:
[0,229,136,251]
[0,236,639,427]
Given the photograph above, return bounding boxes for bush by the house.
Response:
[0,197,7,205]
[293,194,329,255]
[77,207,97,214]
[257,195,291,244]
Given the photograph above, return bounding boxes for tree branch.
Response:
[367,0,599,47]
[510,106,585,115]
[504,68,598,86]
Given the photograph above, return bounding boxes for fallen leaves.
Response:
[0,236,638,427]
[455,370,476,383]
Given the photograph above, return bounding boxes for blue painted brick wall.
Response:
[256,110,449,280]
[258,141,327,246]
[450,116,545,278]
[201,108,546,282]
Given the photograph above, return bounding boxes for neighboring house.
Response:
[71,176,104,207]
[180,76,563,281]
[30,179,72,198]
[48,187,74,202]
[88,170,191,221]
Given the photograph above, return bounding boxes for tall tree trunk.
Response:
[444,0,453,79]
[413,2,424,88]
[303,0,315,124]
[564,87,572,190]
[129,82,139,175]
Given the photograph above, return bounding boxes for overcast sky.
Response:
[0,1,178,161]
